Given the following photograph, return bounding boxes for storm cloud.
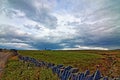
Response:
[0,0,120,50]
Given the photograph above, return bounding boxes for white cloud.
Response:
[0,0,120,50]
[62,45,108,50]
[0,42,36,50]
[54,13,82,26]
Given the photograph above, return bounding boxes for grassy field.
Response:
[1,50,120,80]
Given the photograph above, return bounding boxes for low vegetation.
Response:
[1,50,120,80]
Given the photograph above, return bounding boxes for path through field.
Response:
[0,50,16,78]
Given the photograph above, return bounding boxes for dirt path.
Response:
[0,50,18,79]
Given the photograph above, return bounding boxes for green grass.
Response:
[2,59,58,80]
[2,50,120,80]
[18,50,103,72]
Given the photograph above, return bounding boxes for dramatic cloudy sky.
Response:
[0,0,120,50]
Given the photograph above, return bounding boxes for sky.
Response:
[0,0,120,50]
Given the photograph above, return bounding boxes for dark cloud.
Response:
[31,42,63,50]
[3,0,57,29]
[0,0,120,50]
